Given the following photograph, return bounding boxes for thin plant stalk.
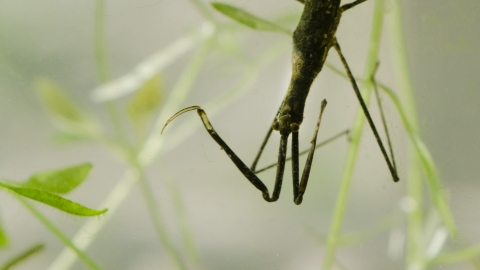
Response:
[47,168,138,270]
[94,0,109,83]
[386,0,425,266]
[162,165,201,267]
[322,0,386,268]
[17,196,101,270]
[94,0,127,146]
[135,164,187,270]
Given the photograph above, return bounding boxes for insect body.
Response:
[276,0,342,134]
[163,0,398,204]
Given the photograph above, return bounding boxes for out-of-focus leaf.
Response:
[126,74,163,131]
[51,132,93,144]
[0,218,7,248]
[34,78,101,137]
[211,3,291,35]
[35,78,88,123]
[428,244,480,266]
[23,163,92,194]
[0,183,107,216]
[0,244,44,270]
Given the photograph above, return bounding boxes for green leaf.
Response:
[34,77,100,137]
[126,74,163,131]
[23,163,92,194]
[0,183,107,216]
[0,244,44,270]
[211,2,291,35]
[0,218,7,248]
[35,77,88,123]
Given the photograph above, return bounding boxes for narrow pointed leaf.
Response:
[211,3,291,35]
[126,74,163,131]
[0,244,44,270]
[23,163,92,194]
[0,183,107,216]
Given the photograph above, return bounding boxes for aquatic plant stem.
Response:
[322,0,385,269]
[386,0,424,266]
[18,196,101,270]
[94,0,127,146]
[94,0,109,83]
[136,164,187,270]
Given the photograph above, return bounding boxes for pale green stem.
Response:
[47,169,139,270]
[322,0,386,269]
[163,166,201,267]
[136,165,187,270]
[94,0,109,83]
[17,196,101,270]
[94,0,127,146]
[386,0,424,267]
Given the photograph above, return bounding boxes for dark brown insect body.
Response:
[275,0,342,135]
[163,0,398,205]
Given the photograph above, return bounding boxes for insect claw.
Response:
[161,105,201,134]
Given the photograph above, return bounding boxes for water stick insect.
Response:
[162,0,399,204]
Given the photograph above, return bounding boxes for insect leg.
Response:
[194,108,289,202]
[333,39,400,182]
[292,129,300,199]
[294,99,328,205]
[371,62,398,174]
[341,0,369,12]
[254,130,349,174]
[250,120,275,171]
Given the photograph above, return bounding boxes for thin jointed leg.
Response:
[371,63,398,174]
[188,100,327,204]
[341,0,368,12]
[295,99,327,204]
[253,129,350,174]
[333,39,399,182]
[250,122,274,171]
